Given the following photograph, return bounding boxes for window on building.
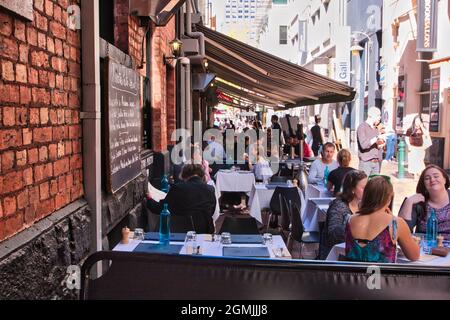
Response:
[279,26,288,44]
[99,0,114,44]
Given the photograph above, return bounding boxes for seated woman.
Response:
[327,149,355,195]
[345,176,420,263]
[192,146,212,182]
[398,165,450,239]
[319,170,367,260]
[146,164,216,234]
[247,145,273,182]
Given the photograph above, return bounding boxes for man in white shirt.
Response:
[307,142,339,185]
[204,135,225,164]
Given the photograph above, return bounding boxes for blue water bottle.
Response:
[426,208,438,249]
[161,174,170,193]
[159,203,171,245]
[323,165,330,185]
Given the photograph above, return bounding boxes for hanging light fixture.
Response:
[163,38,183,65]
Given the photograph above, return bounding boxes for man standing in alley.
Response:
[357,107,386,176]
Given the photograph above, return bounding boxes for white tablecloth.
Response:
[248,184,305,223]
[215,170,256,194]
[302,197,335,232]
[207,180,221,222]
[113,234,291,259]
[305,183,333,200]
[326,242,450,266]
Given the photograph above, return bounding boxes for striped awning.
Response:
[196,24,356,110]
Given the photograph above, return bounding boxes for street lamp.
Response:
[163,38,183,66]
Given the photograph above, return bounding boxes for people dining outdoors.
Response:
[398,165,450,240]
[327,149,355,195]
[192,146,212,182]
[146,164,217,234]
[345,176,420,263]
[319,170,367,259]
[405,114,432,181]
[246,145,273,182]
[307,142,339,185]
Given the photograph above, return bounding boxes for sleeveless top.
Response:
[345,217,398,263]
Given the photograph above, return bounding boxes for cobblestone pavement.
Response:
[349,156,418,215]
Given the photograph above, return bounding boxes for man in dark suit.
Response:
[146,164,216,234]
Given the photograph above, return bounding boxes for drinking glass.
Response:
[263,233,273,245]
[220,232,232,244]
[133,228,144,240]
[185,231,197,254]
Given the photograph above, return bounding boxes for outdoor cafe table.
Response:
[305,183,333,199]
[248,183,305,224]
[215,170,256,194]
[113,234,291,259]
[302,197,335,232]
[326,242,450,267]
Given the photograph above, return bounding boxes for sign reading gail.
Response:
[417,0,438,52]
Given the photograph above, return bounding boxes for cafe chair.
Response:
[268,187,301,236]
[288,201,320,259]
[218,216,260,235]
[148,212,196,233]
[270,175,288,183]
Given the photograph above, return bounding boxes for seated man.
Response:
[307,142,339,185]
[146,164,217,234]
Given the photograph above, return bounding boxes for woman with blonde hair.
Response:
[345,176,420,263]
[327,149,355,195]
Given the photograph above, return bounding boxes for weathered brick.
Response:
[53,126,67,141]
[37,32,46,49]
[33,127,52,143]
[55,191,69,210]
[20,85,31,104]
[53,4,62,23]
[68,93,79,108]
[63,43,70,59]
[3,107,15,126]
[24,204,36,225]
[52,91,68,107]
[50,21,66,40]
[48,143,57,160]
[31,87,50,105]
[22,128,32,145]
[66,173,73,188]
[68,125,81,139]
[34,163,52,182]
[15,64,27,83]
[54,157,69,176]
[3,171,23,194]
[36,198,54,219]
[14,19,26,42]
[51,56,67,72]
[17,189,29,209]
[55,74,64,89]
[1,150,15,171]
[57,141,64,157]
[57,175,66,193]
[34,11,48,32]
[39,182,49,200]
[0,12,13,36]
[47,36,54,53]
[31,50,49,68]
[1,60,15,81]
[28,148,38,164]
[27,27,38,46]
[54,38,63,56]
[45,0,54,16]
[64,140,72,155]
[5,212,24,238]
[70,154,82,170]
[50,179,58,196]
[29,108,40,125]
[70,46,77,62]
[38,69,49,86]
[40,107,49,124]
[57,109,64,124]
[0,84,19,103]
[48,71,55,88]
[15,107,28,126]
[0,129,21,150]
[72,140,81,153]
[38,146,48,162]
[19,44,29,63]
[28,68,38,85]
[4,196,17,216]
[16,150,27,166]
[68,61,80,77]
[23,167,33,186]
[34,0,44,12]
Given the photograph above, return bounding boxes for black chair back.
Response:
[290,201,305,242]
[219,216,260,234]
[170,215,196,233]
[269,187,301,217]
[270,175,288,183]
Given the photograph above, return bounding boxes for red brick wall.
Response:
[151,18,176,152]
[0,0,83,241]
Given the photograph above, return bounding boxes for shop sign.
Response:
[417,0,438,52]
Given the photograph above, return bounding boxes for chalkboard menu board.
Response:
[105,59,142,193]
[429,68,440,132]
